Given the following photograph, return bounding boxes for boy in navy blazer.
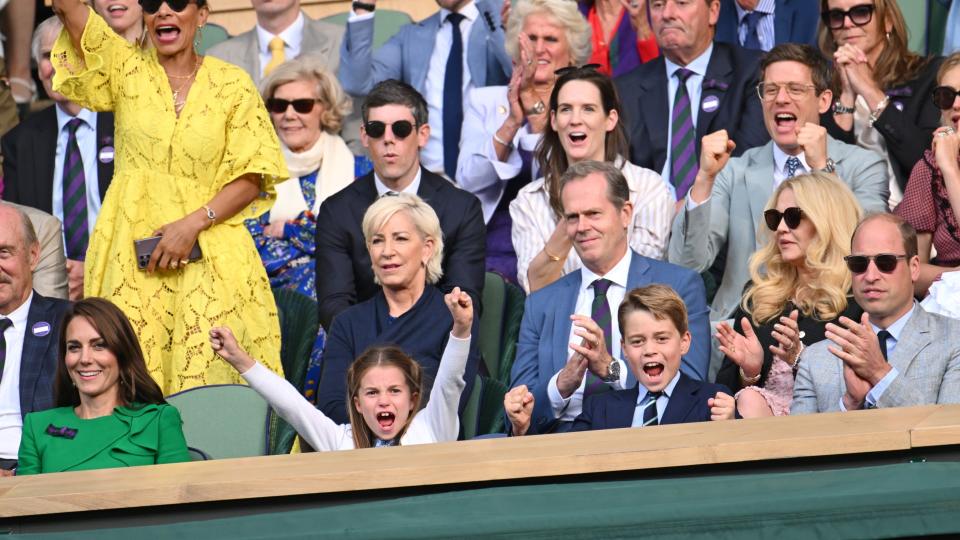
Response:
[506,284,735,435]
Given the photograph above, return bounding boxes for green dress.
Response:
[16,403,190,475]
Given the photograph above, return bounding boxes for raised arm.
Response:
[51,0,89,55]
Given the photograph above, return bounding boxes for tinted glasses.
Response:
[364,120,414,139]
[932,86,960,110]
[844,254,908,274]
[139,0,197,15]
[763,207,804,231]
[821,4,875,30]
[265,98,321,114]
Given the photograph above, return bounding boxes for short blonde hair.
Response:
[505,0,592,66]
[259,56,352,133]
[362,194,444,285]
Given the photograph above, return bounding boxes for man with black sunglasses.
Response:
[315,79,486,331]
[792,213,960,414]
[668,43,888,322]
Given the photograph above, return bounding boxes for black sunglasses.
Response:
[364,120,415,139]
[844,254,908,274]
[554,63,602,77]
[763,207,804,231]
[932,86,960,110]
[821,4,875,30]
[265,98,321,114]
[139,0,197,15]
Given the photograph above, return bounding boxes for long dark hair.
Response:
[535,68,630,220]
[346,346,423,449]
[53,298,166,408]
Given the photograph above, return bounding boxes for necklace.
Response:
[168,55,202,115]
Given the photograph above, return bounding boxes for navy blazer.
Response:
[315,168,486,330]
[715,0,819,50]
[615,41,769,175]
[1,106,114,213]
[509,250,710,435]
[18,292,70,419]
[571,373,731,432]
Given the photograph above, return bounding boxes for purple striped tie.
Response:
[0,318,12,385]
[62,118,89,261]
[670,68,698,200]
[583,279,613,400]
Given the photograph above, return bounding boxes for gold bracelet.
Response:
[543,247,562,262]
[739,367,761,385]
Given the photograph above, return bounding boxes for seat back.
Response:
[271,288,320,454]
[461,375,508,438]
[319,10,413,50]
[480,272,526,385]
[167,384,270,459]
[197,22,230,55]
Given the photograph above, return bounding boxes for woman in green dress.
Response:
[17,298,189,475]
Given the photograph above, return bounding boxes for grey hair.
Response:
[504,0,592,66]
[258,55,352,134]
[361,193,444,285]
[558,160,630,211]
[0,202,39,248]
[32,16,63,65]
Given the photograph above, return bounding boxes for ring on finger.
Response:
[180,259,189,266]
[171,260,179,268]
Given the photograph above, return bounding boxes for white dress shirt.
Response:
[52,106,102,247]
[838,303,915,411]
[374,168,422,197]
[510,159,672,293]
[546,250,633,422]
[660,44,714,190]
[631,370,681,426]
[256,12,306,79]
[0,293,33,459]
[735,0,776,52]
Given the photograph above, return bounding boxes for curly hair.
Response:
[259,56,353,134]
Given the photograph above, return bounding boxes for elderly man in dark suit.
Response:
[0,203,70,476]
[315,80,486,330]
[1,16,115,301]
[615,0,768,201]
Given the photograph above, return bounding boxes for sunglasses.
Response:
[763,207,804,231]
[844,254,908,274]
[554,63,601,77]
[265,98,321,114]
[821,4,875,30]
[932,86,960,110]
[364,120,415,139]
[139,0,197,15]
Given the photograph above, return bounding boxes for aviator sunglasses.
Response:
[763,207,804,231]
[139,0,198,15]
[364,120,415,139]
[932,86,960,110]
[843,254,908,274]
[820,4,875,30]
[265,98,321,114]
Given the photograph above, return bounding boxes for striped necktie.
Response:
[62,118,89,260]
[670,68,698,200]
[0,318,12,385]
[583,278,614,400]
[637,391,662,427]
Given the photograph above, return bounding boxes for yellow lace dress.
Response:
[52,10,287,394]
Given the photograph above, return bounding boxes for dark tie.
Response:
[62,118,89,261]
[443,12,465,180]
[639,391,662,427]
[742,11,764,50]
[785,156,802,178]
[877,330,891,361]
[670,68,698,200]
[583,278,614,399]
[0,318,12,385]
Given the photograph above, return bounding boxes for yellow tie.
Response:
[264,36,286,76]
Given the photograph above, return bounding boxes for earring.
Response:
[194,25,203,52]
[885,32,891,41]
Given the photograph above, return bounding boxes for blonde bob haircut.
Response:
[259,56,352,134]
[741,171,862,325]
[504,0,592,66]
[362,193,445,285]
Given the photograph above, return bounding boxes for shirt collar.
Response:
[374,168,422,196]
[871,301,917,342]
[735,0,775,20]
[55,106,96,132]
[578,248,632,296]
[772,144,809,176]
[2,291,33,330]
[637,369,681,405]
[256,11,305,54]
[439,1,478,23]
[664,42,713,76]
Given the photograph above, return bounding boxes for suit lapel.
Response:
[698,44,734,142]
[888,309,932,376]
[552,273,581,373]
[639,60,670,169]
[19,295,58,416]
[746,142,776,237]
[416,168,444,205]
[612,387,639,429]
[95,112,115,201]
[774,0,791,44]
[244,31,263,86]
[407,15,441,93]
[661,373,700,425]
[627,250,652,286]
[31,108,58,214]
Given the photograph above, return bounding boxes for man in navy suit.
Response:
[507,161,711,435]
[714,0,818,52]
[615,0,769,200]
[0,203,70,475]
[506,284,734,435]
[315,80,486,330]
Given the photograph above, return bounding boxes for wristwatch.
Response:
[602,359,620,383]
[832,101,855,115]
[524,100,546,116]
[352,1,375,12]
[819,158,836,174]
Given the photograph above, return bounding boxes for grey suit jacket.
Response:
[791,306,960,414]
[668,136,889,321]
[15,203,67,300]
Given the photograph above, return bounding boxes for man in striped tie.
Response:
[505,283,735,436]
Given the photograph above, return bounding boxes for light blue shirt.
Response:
[945,0,960,55]
[52,105,102,253]
[661,44,714,191]
[735,0,776,52]
[632,370,681,427]
[838,303,916,411]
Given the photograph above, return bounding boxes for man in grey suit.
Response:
[668,43,889,322]
[792,214,960,414]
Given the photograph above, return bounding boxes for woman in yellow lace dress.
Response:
[51,0,286,393]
